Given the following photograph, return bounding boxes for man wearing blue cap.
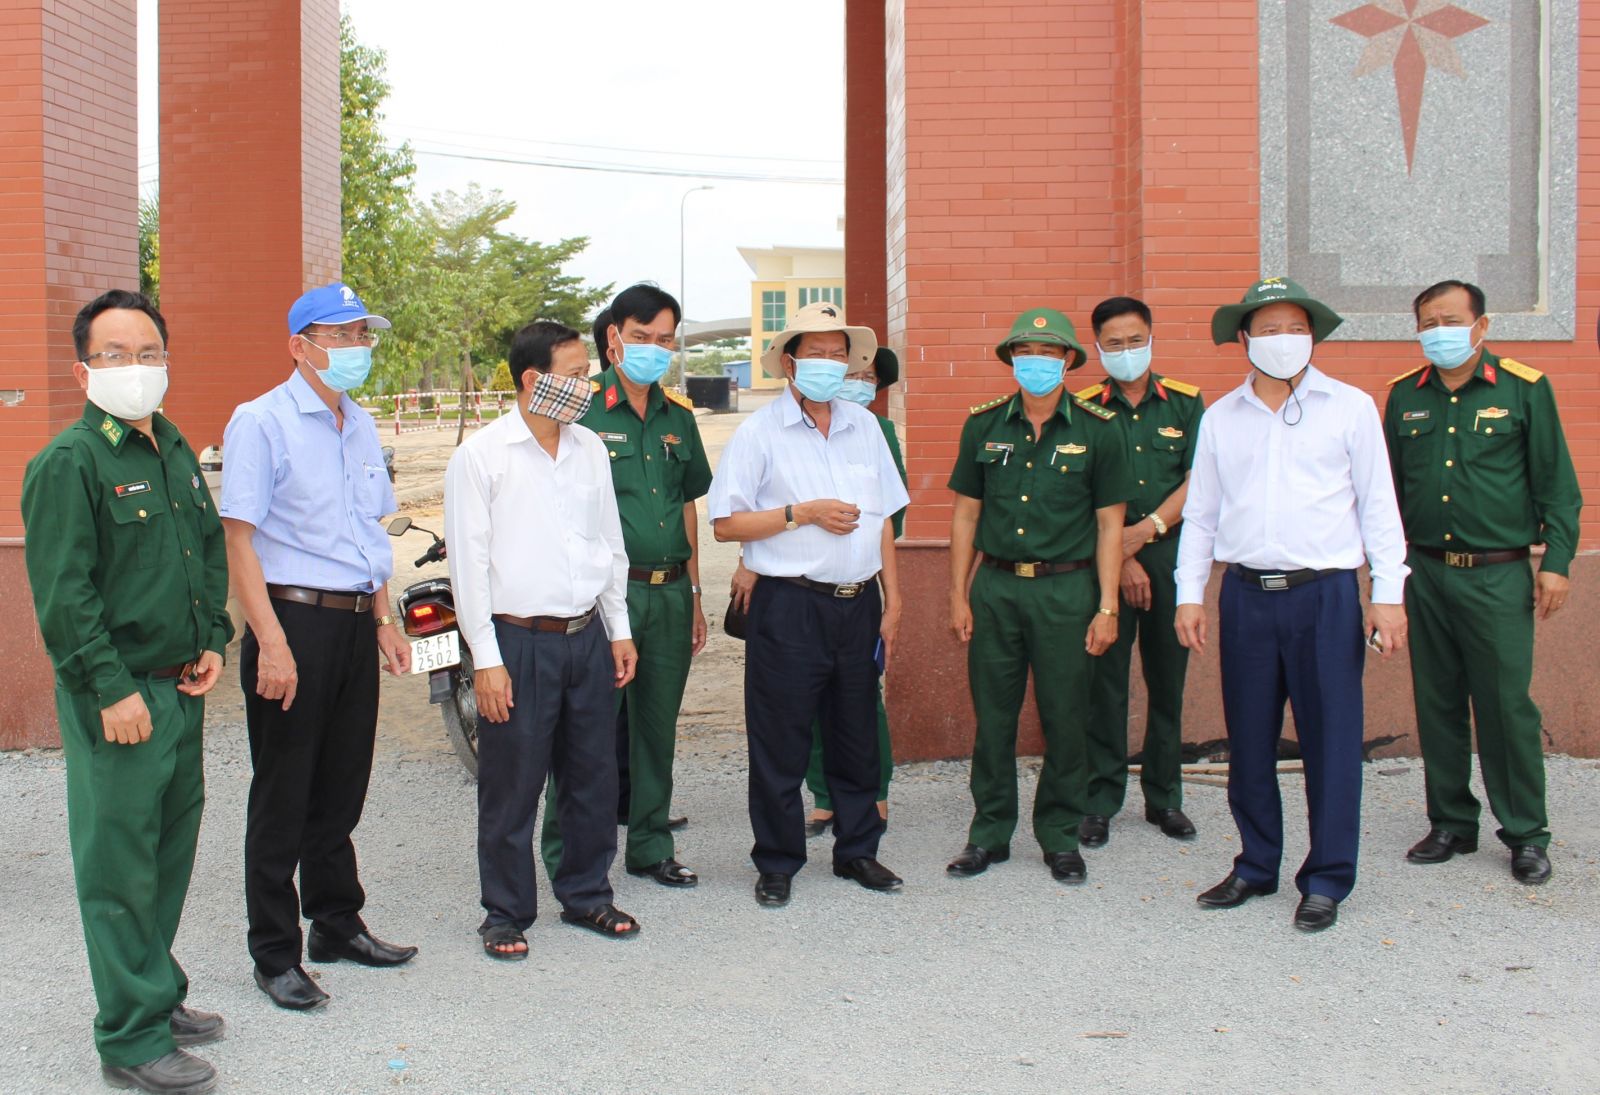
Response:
[221,283,418,1011]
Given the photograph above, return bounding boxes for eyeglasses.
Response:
[303,330,382,347]
[85,351,170,367]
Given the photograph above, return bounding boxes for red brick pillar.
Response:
[0,2,139,748]
[158,0,343,450]
[844,0,888,352]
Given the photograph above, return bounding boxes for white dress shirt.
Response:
[445,409,630,671]
[1176,365,1409,605]
[706,390,911,584]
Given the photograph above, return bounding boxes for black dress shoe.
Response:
[754,872,792,907]
[1145,806,1197,839]
[1293,894,1339,932]
[946,843,1009,876]
[253,964,329,1011]
[627,857,699,887]
[307,927,417,967]
[667,815,689,831]
[102,1048,217,1094]
[1196,871,1277,908]
[833,857,904,891]
[1406,828,1478,864]
[1078,815,1110,847]
[1511,845,1552,885]
[1044,850,1087,883]
[169,1004,224,1047]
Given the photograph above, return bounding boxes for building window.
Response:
[796,286,843,308]
[761,291,786,332]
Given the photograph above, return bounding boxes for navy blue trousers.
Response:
[1218,569,1366,901]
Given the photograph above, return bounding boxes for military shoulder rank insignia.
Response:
[590,378,603,392]
[1156,426,1184,439]
[1499,358,1543,384]
[1073,382,1105,401]
[969,395,1009,416]
[1072,395,1116,420]
[1388,364,1428,386]
[1158,377,1200,397]
[665,388,694,411]
[99,415,124,445]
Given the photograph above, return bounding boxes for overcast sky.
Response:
[136,1,847,323]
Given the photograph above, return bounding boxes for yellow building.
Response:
[739,244,845,390]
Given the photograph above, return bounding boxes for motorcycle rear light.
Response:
[404,602,455,637]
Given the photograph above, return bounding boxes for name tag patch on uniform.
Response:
[597,432,629,443]
[114,481,151,497]
[1156,427,1184,438]
[1401,410,1429,422]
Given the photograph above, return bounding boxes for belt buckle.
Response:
[1015,562,1037,579]
[834,582,862,599]
[1260,573,1289,591]
[649,570,667,585]
[1443,550,1473,568]
[565,614,588,634]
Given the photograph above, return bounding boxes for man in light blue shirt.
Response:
[221,283,417,1011]
[708,302,909,908]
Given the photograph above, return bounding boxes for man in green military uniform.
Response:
[1384,279,1582,886]
[1075,296,1204,849]
[946,308,1134,884]
[541,284,712,887]
[22,291,232,1095]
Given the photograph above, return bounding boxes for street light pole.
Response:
[678,184,714,387]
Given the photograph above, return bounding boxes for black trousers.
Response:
[242,599,378,975]
[745,578,885,876]
[478,617,618,930]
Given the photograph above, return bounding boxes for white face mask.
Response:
[1245,333,1313,381]
[86,364,169,421]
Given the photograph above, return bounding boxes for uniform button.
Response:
[1025,461,1033,469]
[1135,446,1143,452]
[1485,427,1494,435]
[173,501,180,509]
[1025,435,1033,442]
[1410,428,1419,436]
[659,521,665,528]
[1132,414,1140,421]
[1444,533,1453,541]
[1445,459,1453,467]
[1138,479,1146,486]
[1450,396,1459,404]
[1021,495,1029,502]
[1017,528,1026,535]
[193,599,200,606]
[645,455,652,461]
[185,549,191,557]
[609,450,617,458]
[1442,494,1450,502]
[138,509,147,518]
[1448,426,1456,434]
[651,488,657,494]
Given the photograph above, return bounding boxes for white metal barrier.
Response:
[370,390,514,435]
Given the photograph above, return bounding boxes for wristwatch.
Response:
[784,504,798,531]
[1149,513,1168,539]
[1097,607,1118,618]
[691,585,703,595]
[376,614,395,628]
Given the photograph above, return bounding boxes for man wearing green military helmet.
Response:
[946,307,1134,885]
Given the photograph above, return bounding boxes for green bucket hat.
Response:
[995,307,1088,369]
[1210,276,1344,345]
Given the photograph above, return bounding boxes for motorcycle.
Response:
[386,517,478,777]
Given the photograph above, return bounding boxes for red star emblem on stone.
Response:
[1331,0,1490,173]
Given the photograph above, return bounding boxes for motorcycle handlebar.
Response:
[413,540,447,567]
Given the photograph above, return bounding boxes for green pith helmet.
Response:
[995,307,1089,369]
[1210,276,1345,345]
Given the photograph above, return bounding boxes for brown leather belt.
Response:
[1415,545,1530,569]
[777,575,875,599]
[627,563,685,585]
[148,661,195,681]
[267,584,374,613]
[982,556,1093,579]
[493,609,596,635]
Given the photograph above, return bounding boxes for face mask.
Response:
[791,358,847,402]
[619,342,672,385]
[1245,333,1313,381]
[1098,342,1152,383]
[526,370,594,424]
[1418,325,1481,369]
[314,345,374,392]
[1011,354,1065,397]
[86,364,168,421]
[837,379,876,406]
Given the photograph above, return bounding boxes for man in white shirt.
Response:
[707,302,911,908]
[1174,277,1409,934]
[445,320,640,959]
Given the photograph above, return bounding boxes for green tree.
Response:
[476,234,611,364]
[138,194,160,305]
[340,15,416,298]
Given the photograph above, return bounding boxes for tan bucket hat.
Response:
[759,301,878,378]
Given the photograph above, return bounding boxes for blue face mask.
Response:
[1011,354,1065,397]
[619,342,672,385]
[792,358,847,402]
[837,379,877,406]
[1418,325,1480,369]
[1098,342,1152,383]
[315,345,373,392]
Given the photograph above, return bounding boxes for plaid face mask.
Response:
[526,370,593,424]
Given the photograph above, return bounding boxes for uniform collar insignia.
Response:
[1100,385,1113,405]
[605,385,620,410]
[99,414,125,447]
[1482,362,1497,385]
[1153,378,1169,401]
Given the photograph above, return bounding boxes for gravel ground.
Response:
[2,731,1596,1095]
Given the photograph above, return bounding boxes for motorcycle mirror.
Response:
[386,516,413,537]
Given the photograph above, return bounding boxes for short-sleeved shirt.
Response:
[1074,374,1205,524]
[1383,350,1583,575]
[949,390,1135,562]
[22,402,233,706]
[219,369,397,593]
[582,368,712,567]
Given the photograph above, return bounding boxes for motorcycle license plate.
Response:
[409,632,460,673]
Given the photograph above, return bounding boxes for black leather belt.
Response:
[1414,545,1530,569]
[777,575,874,599]
[1226,565,1349,591]
[981,556,1093,579]
[628,563,685,585]
[147,661,196,680]
[267,584,374,613]
[493,609,596,635]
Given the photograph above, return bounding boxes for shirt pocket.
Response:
[844,462,883,516]
[355,461,391,518]
[565,481,603,540]
[1463,409,1522,474]
[107,492,168,569]
[597,433,635,462]
[1149,427,1188,466]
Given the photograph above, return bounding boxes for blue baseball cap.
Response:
[287,282,392,334]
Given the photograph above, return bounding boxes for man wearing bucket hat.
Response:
[1174,276,1409,933]
[708,302,910,907]
[221,282,417,1010]
[1074,296,1205,850]
[945,307,1134,885]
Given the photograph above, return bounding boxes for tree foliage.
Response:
[138,195,160,306]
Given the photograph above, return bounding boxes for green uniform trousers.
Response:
[806,684,893,811]
[58,676,203,1067]
[1406,551,1549,847]
[1084,534,1187,816]
[966,565,1097,853]
[543,576,692,873]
